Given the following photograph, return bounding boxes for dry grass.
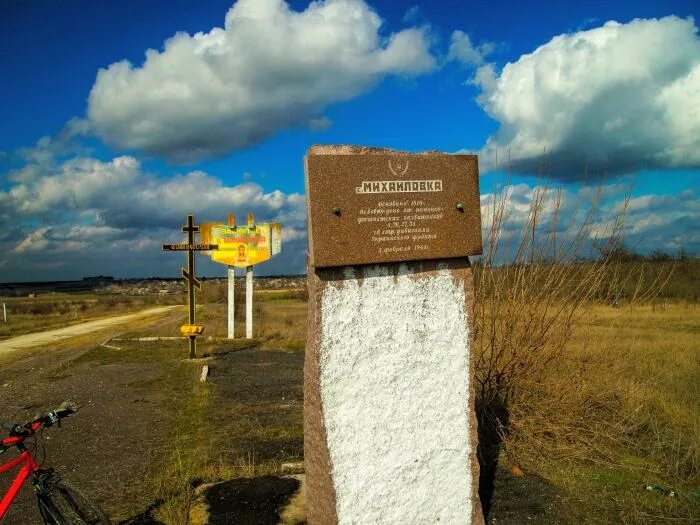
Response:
[471,182,677,514]
[93,296,306,524]
[66,333,301,525]
[3,180,694,522]
[472,182,697,521]
[505,302,700,522]
[150,348,303,525]
[173,283,307,349]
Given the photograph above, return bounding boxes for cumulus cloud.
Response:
[3,145,695,281]
[475,16,700,178]
[0,151,308,280]
[448,30,493,66]
[87,0,436,163]
[2,155,304,229]
[11,225,121,255]
[479,183,700,258]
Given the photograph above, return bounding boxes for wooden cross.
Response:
[162,214,218,358]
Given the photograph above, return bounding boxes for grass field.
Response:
[157,272,698,523]
[0,260,697,524]
[505,301,700,523]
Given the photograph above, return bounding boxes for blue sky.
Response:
[0,0,698,280]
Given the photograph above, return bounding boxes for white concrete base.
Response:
[318,264,475,524]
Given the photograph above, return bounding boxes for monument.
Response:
[304,146,484,524]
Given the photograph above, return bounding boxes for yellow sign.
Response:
[201,222,282,268]
[180,324,204,336]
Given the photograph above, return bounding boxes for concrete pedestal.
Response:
[304,259,483,524]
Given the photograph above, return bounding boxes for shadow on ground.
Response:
[488,468,566,523]
[116,500,165,525]
[201,476,302,525]
[117,475,305,525]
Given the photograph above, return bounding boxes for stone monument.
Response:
[304,146,484,524]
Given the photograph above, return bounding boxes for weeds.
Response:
[472,180,693,520]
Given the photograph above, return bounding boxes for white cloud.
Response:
[402,6,421,24]
[2,155,304,228]
[13,228,51,254]
[448,30,493,66]
[2,148,697,279]
[0,151,308,279]
[479,183,700,258]
[475,16,700,178]
[87,0,436,163]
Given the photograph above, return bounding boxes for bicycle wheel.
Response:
[35,472,110,525]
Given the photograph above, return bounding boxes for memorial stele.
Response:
[304,145,485,524]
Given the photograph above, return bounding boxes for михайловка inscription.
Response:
[355,179,443,193]
[305,148,482,267]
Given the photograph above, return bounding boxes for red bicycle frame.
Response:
[0,421,42,521]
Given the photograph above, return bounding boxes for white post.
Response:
[2,303,6,323]
[227,266,235,339]
[246,265,253,338]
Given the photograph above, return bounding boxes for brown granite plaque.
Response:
[305,146,482,268]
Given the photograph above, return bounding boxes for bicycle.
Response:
[0,401,110,524]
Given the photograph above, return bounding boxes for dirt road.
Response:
[0,305,181,354]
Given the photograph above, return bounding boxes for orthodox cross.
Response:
[162,214,218,358]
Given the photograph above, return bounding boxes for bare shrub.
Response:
[472,181,671,512]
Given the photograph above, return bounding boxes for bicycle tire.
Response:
[35,473,110,525]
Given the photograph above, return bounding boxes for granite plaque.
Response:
[305,147,482,268]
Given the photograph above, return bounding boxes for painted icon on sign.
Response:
[201,220,281,269]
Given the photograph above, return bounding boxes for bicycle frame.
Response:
[0,422,42,521]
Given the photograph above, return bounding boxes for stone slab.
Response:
[305,146,482,268]
[304,145,484,525]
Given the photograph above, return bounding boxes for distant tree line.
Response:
[599,240,694,263]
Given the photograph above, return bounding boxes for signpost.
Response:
[245,214,254,339]
[227,217,235,342]
[200,214,282,339]
[162,215,217,359]
[304,146,484,524]
[203,216,281,268]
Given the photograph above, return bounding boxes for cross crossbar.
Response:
[182,214,200,233]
